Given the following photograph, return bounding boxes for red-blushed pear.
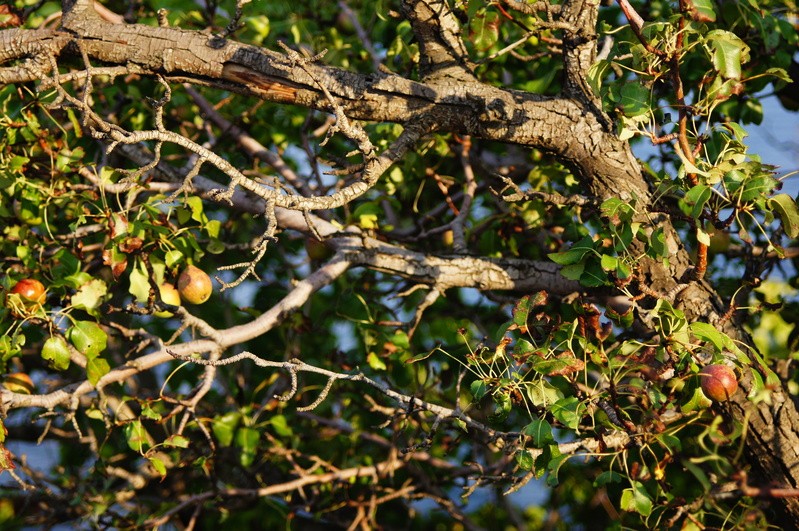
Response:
[700,364,739,402]
[6,278,46,318]
[177,265,212,305]
[9,279,45,304]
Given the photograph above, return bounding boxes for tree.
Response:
[1,0,798,527]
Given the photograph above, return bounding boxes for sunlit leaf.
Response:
[768,194,799,238]
[469,10,500,51]
[687,0,716,22]
[86,357,110,386]
[148,456,167,477]
[620,481,653,516]
[71,278,108,317]
[67,321,107,359]
[526,379,563,407]
[42,336,71,371]
[690,322,724,351]
[125,420,149,453]
[530,353,586,377]
[164,435,190,448]
[706,30,750,79]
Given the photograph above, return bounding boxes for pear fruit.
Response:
[700,364,738,402]
[177,265,212,305]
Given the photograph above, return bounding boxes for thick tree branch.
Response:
[401,0,475,81]
[1,2,647,200]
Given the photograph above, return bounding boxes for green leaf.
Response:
[768,194,799,238]
[530,354,586,377]
[682,459,712,492]
[587,59,611,95]
[523,418,555,448]
[740,174,778,202]
[560,263,585,281]
[690,322,725,351]
[548,236,595,265]
[525,379,563,407]
[766,67,792,84]
[697,227,710,246]
[687,0,716,22]
[366,351,387,371]
[0,330,25,361]
[185,196,206,223]
[206,238,226,254]
[469,10,500,51]
[42,336,71,371]
[269,415,293,438]
[141,404,162,420]
[516,449,535,471]
[681,185,712,219]
[606,305,634,328]
[164,435,190,448]
[512,293,545,329]
[721,122,748,141]
[600,254,618,272]
[164,250,184,268]
[545,451,568,487]
[125,420,149,453]
[470,380,488,400]
[86,357,110,386]
[601,198,634,223]
[148,456,167,477]
[129,258,150,303]
[71,279,108,317]
[358,214,379,230]
[620,481,653,516]
[67,321,107,359]
[579,260,609,287]
[594,470,623,487]
[513,338,537,359]
[706,30,750,79]
[390,330,410,350]
[616,261,632,280]
[647,227,668,259]
[352,203,381,229]
[235,426,260,467]
[488,392,512,423]
[652,299,687,338]
[212,412,242,447]
[619,83,651,117]
[747,367,770,403]
[550,397,585,431]
[205,219,222,239]
[681,382,713,413]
